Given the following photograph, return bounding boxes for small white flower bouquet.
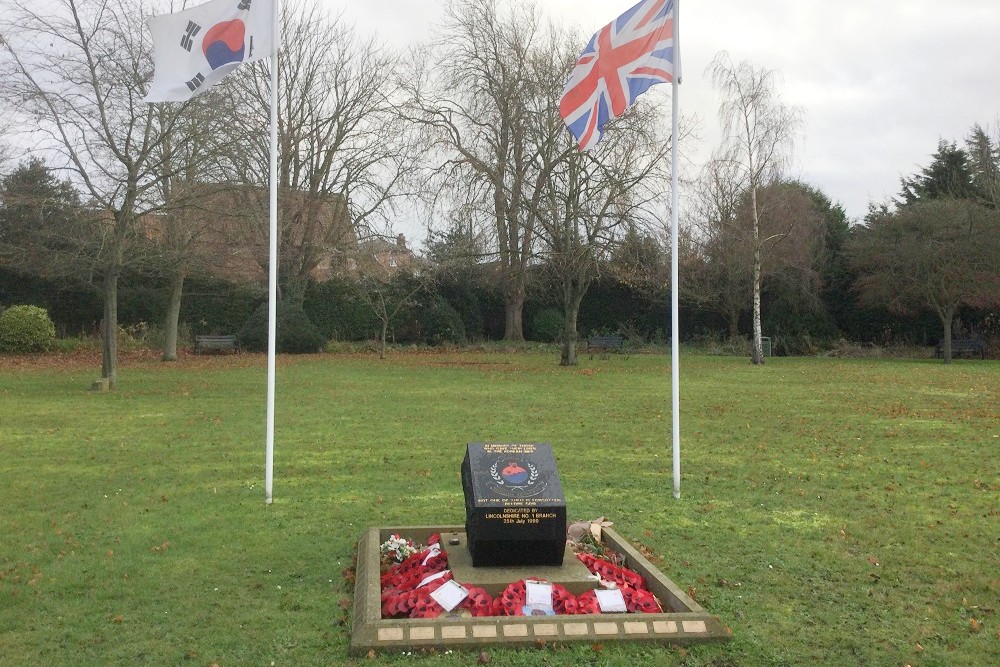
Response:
[379,533,418,564]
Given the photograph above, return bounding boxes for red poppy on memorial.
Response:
[621,585,662,613]
[576,553,647,590]
[409,590,445,619]
[492,580,575,616]
[380,548,449,597]
[495,580,527,616]
[458,585,494,617]
[572,590,603,615]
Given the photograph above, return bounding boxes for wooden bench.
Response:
[194,334,239,354]
[587,334,625,358]
[935,337,985,359]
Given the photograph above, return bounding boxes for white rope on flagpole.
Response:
[670,0,682,500]
[265,0,280,505]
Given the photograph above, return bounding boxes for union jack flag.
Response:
[559,0,677,151]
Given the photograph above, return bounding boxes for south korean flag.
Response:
[145,0,276,103]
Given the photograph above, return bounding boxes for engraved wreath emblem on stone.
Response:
[490,460,539,486]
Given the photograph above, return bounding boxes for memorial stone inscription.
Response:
[461,442,567,567]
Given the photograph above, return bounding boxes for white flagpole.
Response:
[265,0,280,505]
[670,0,682,500]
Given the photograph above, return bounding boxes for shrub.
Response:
[238,301,326,354]
[420,297,466,345]
[436,279,485,341]
[0,304,57,353]
[303,278,379,341]
[530,308,564,343]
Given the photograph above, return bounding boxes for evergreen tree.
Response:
[0,158,88,267]
[897,140,975,205]
[965,124,1000,208]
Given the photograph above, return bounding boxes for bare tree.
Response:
[215,3,414,307]
[1,0,197,388]
[152,96,235,361]
[686,156,751,340]
[348,244,428,359]
[536,102,670,365]
[406,0,557,341]
[708,52,802,364]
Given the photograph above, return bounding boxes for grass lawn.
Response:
[1,350,997,666]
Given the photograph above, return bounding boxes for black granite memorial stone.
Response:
[461,442,567,567]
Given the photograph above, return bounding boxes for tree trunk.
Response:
[560,291,584,367]
[750,185,765,365]
[162,267,186,362]
[751,248,764,365]
[379,320,388,360]
[504,283,526,342]
[101,271,119,389]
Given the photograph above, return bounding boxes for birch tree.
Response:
[708,52,801,364]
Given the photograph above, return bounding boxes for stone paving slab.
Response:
[350,525,731,655]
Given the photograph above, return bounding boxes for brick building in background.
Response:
[144,182,356,285]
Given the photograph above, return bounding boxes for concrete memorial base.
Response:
[350,525,731,655]
[445,530,594,595]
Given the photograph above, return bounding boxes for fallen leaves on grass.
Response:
[969,617,982,633]
[636,542,662,564]
[477,651,491,664]
[150,540,170,553]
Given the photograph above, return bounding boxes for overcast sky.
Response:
[320,0,1000,227]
